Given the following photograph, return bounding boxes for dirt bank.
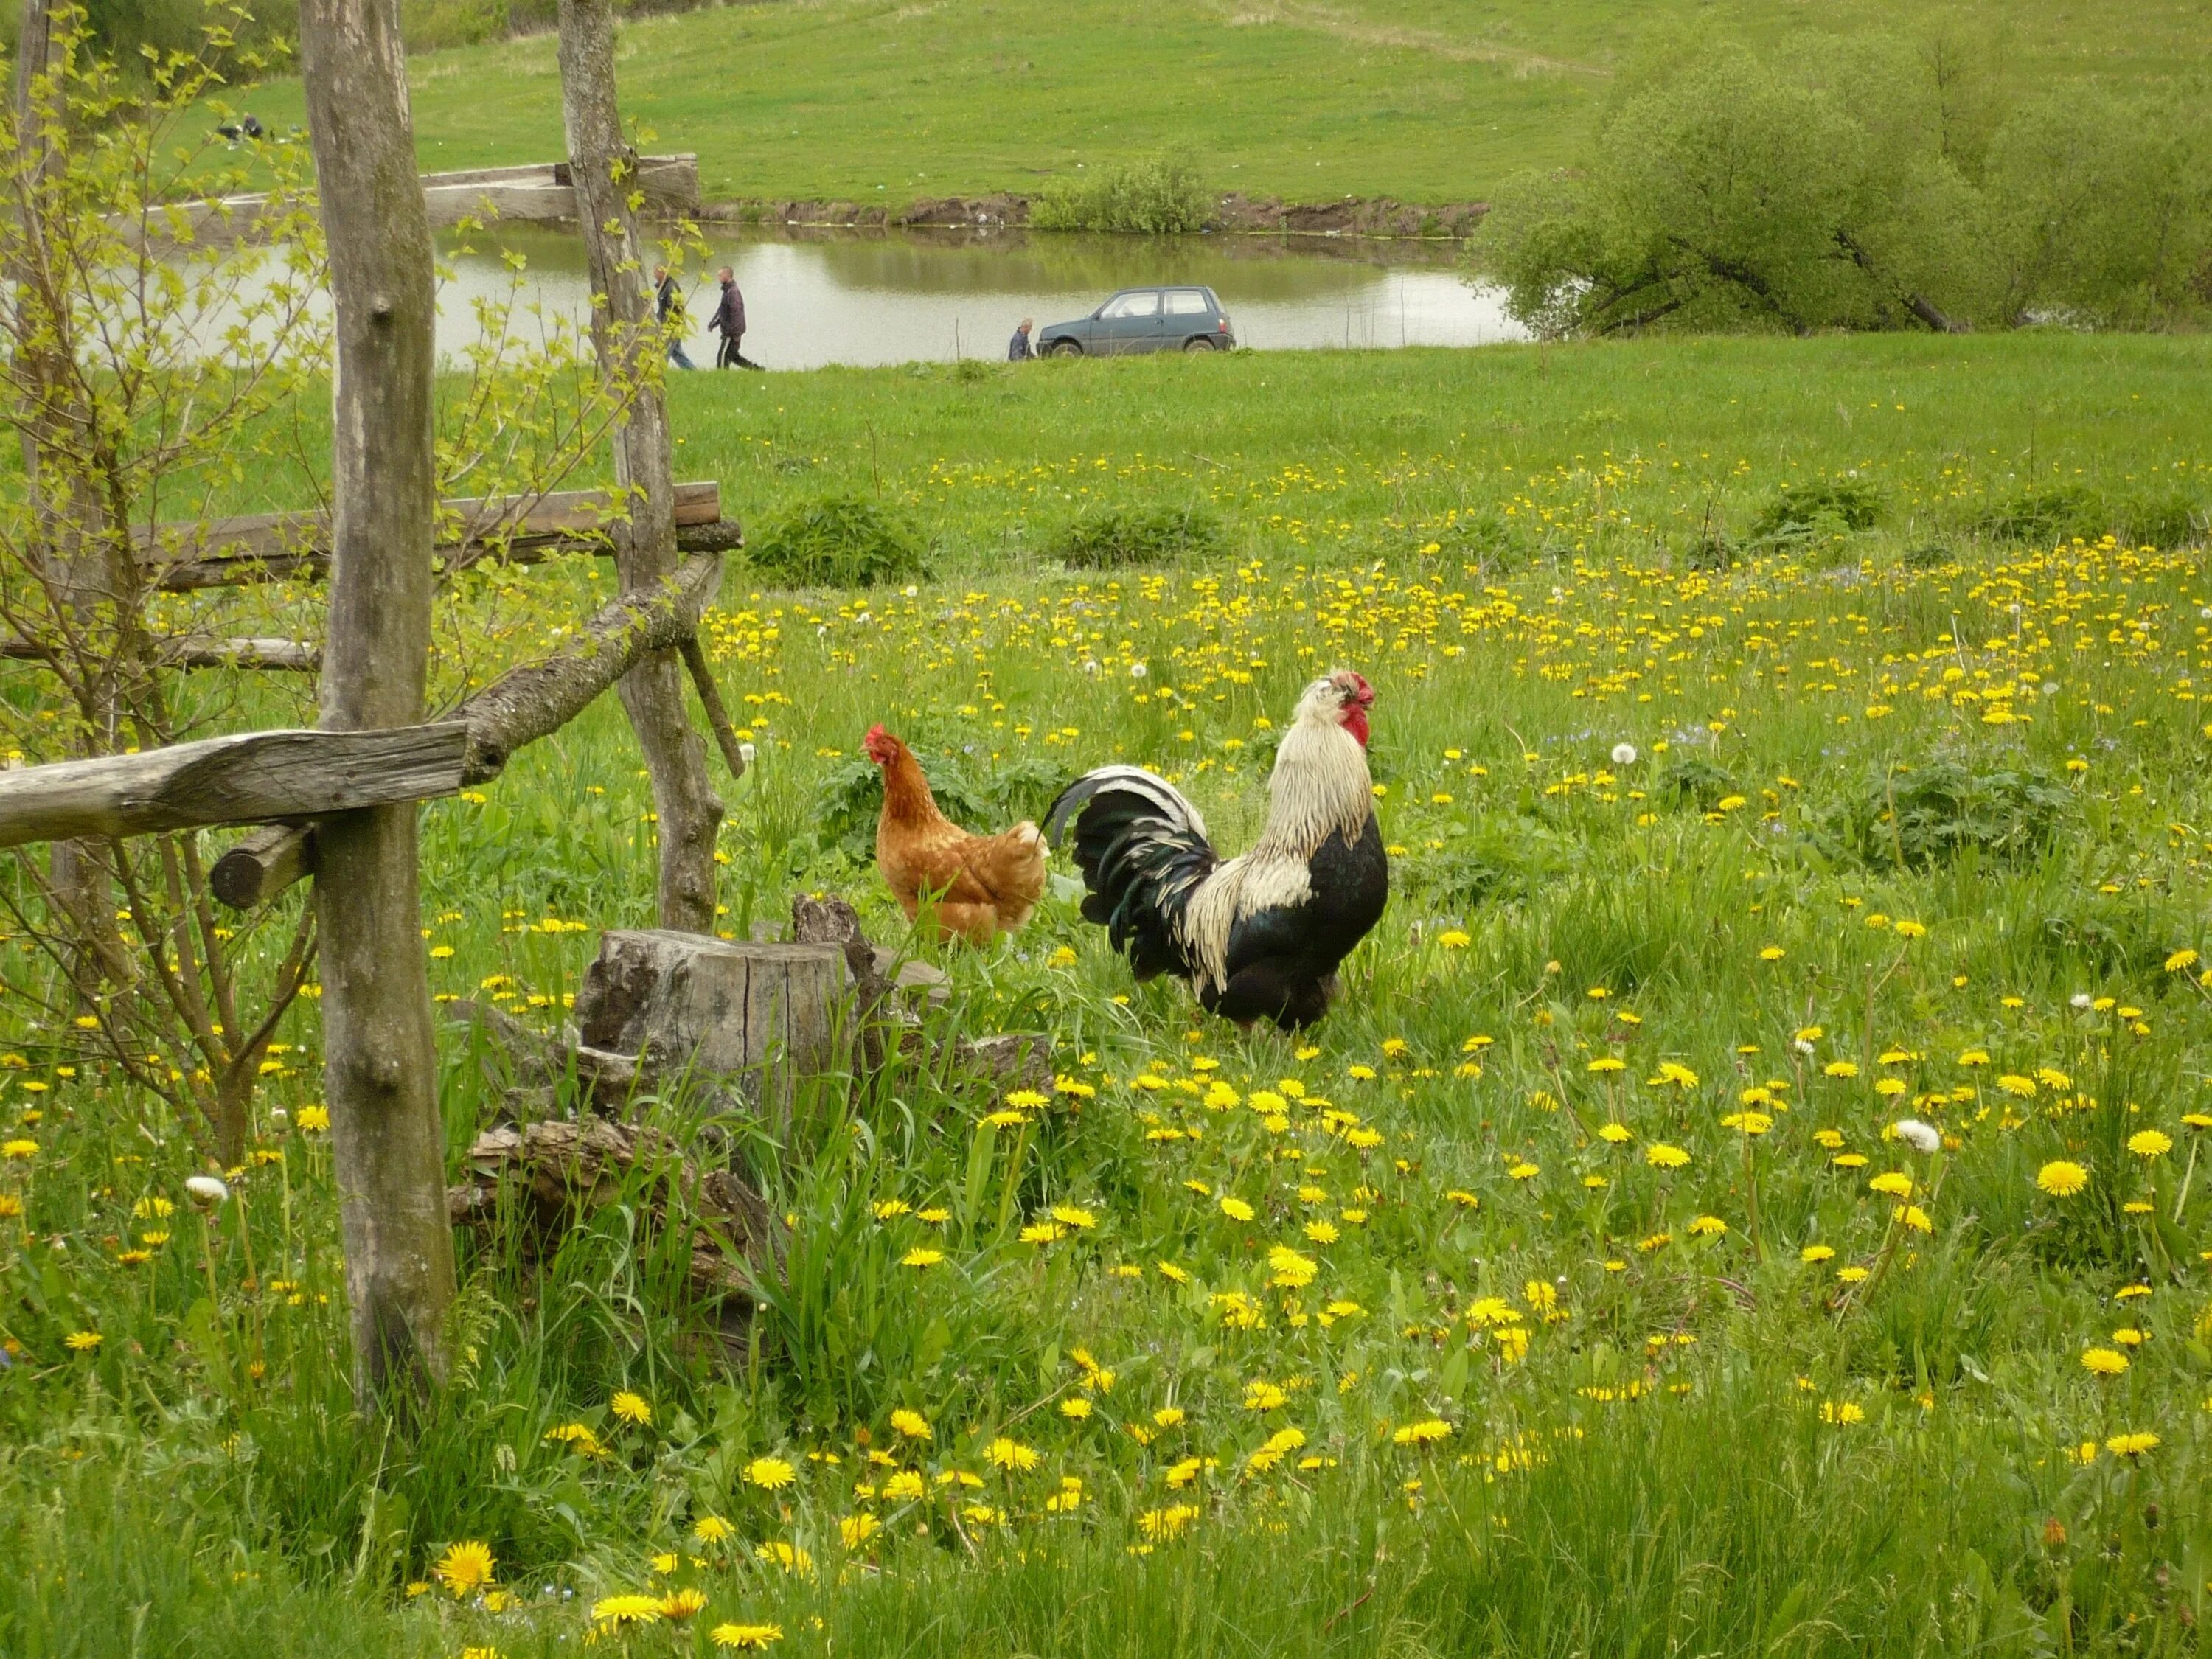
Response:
[695,191,1486,239]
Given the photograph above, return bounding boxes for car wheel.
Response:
[1182,336,1219,353]
[1048,339,1083,358]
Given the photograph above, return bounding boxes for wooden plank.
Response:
[0,726,467,849]
[142,155,702,244]
[3,635,319,671]
[137,481,722,584]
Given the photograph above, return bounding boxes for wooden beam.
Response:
[209,824,316,908]
[3,635,320,671]
[560,0,723,939]
[206,552,721,908]
[0,726,468,849]
[458,551,720,785]
[139,481,721,585]
[299,0,459,1407]
[680,635,751,781]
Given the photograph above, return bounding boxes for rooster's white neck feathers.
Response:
[1178,681,1375,991]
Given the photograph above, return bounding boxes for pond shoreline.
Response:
[691,191,1489,242]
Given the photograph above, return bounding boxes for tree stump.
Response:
[571,930,852,1129]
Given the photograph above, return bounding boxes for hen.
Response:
[1046,669,1386,1030]
[863,726,1048,945]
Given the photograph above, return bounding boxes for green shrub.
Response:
[1826,758,2072,869]
[1750,479,1883,543]
[1030,152,1211,234]
[1050,503,1224,569]
[1973,483,2206,547]
[748,492,928,588]
[2111,490,2208,548]
[1971,482,2105,544]
[1655,754,1739,812]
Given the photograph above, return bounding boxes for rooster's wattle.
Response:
[1046,669,1386,1029]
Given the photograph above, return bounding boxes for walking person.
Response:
[654,265,695,369]
[1008,317,1034,361]
[709,267,762,369]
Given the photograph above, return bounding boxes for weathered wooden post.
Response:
[556,0,724,933]
[296,0,456,1402]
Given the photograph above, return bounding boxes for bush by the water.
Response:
[1050,503,1224,568]
[747,492,928,588]
[1477,41,2212,336]
[1030,152,1211,234]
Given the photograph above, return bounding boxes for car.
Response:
[1037,286,1236,356]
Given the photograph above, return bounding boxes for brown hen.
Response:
[863,725,1047,944]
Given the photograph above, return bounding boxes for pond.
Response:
[431,224,1530,368]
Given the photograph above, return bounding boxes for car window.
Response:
[1163,289,1210,316]
[1100,291,1160,319]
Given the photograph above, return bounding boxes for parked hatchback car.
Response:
[1037,287,1235,356]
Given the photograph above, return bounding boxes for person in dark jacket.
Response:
[654,265,695,369]
[1008,318,1034,361]
[710,268,762,369]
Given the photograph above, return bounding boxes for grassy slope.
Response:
[232,0,2212,206]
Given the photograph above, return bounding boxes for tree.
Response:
[2,0,324,1164]
[1472,35,2208,338]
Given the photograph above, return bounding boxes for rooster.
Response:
[863,726,1048,945]
[1046,669,1386,1029]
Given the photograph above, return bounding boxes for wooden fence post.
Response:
[555,0,724,934]
[296,0,456,1406]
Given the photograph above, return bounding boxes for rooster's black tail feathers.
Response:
[1046,766,1217,981]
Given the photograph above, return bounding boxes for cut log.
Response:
[209,824,316,908]
[445,1117,775,1312]
[571,930,851,1127]
[0,726,468,849]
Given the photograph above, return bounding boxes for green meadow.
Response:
[223,0,2212,206]
[7,334,2212,1655]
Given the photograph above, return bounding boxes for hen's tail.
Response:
[1046,766,1218,981]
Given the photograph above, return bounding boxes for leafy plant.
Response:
[1971,482,2107,544]
[748,493,928,588]
[1750,479,1883,543]
[1828,759,2073,868]
[1050,503,1224,569]
[1655,754,1739,812]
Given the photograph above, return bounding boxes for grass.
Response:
[6,333,2212,1654]
[222,0,2212,207]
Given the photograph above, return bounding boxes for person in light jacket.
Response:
[710,268,761,369]
[654,265,695,369]
[1008,317,1034,361]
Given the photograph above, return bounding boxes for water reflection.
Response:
[433,225,1528,367]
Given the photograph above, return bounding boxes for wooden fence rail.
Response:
[0,551,728,864]
[139,480,730,591]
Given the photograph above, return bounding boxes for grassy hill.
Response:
[230,0,2212,207]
